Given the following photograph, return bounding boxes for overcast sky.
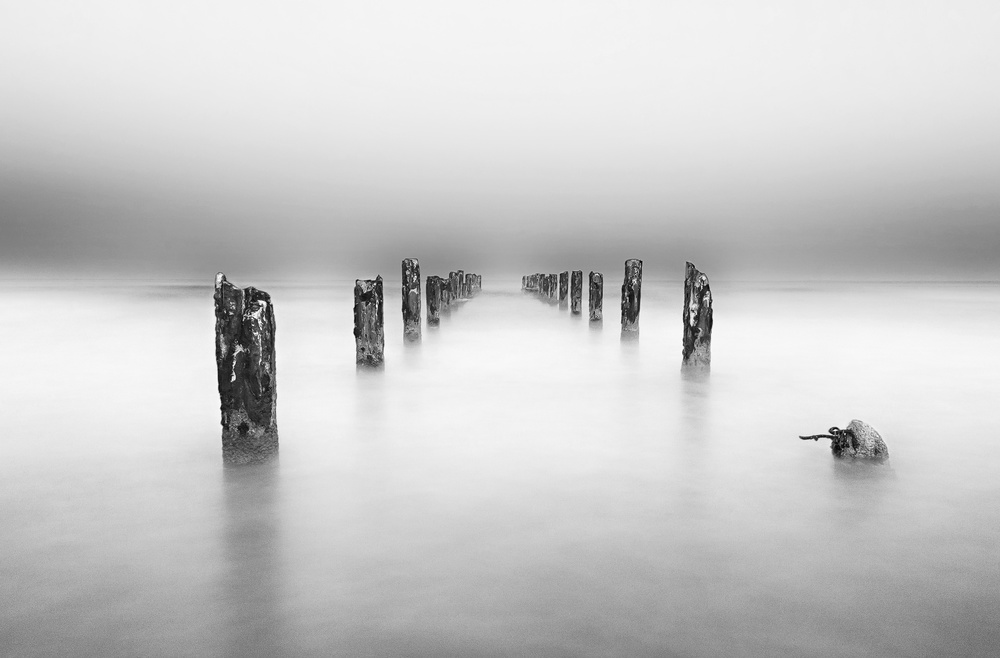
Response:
[1,1,998,280]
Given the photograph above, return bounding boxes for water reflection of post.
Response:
[680,367,711,441]
[221,460,283,656]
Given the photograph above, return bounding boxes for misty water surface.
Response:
[1,279,998,657]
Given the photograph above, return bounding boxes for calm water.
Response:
[1,279,998,657]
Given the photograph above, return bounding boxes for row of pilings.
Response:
[355,263,482,367]
[214,261,482,464]
[522,260,714,363]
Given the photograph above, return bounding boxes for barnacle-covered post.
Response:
[682,261,713,367]
[570,270,583,314]
[621,259,642,333]
[214,273,278,464]
[426,275,442,326]
[401,258,421,342]
[559,271,569,303]
[354,276,384,367]
[589,271,603,321]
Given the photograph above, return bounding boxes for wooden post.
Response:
[589,271,603,321]
[401,258,421,342]
[549,274,559,301]
[559,271,569,302]
[439,276,451,311]
[456,270,465,298]
[682,261,713,367]
[214,273,278,464]
[570,270,583,314]
[621,259,642,333]
[354,276,384,367]
[477,274,482,294]
[426,275,442,326]
[465,273,475,298]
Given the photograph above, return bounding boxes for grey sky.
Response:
[2,1,998,280]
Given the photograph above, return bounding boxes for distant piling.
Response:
[570,270,583,314]
[549,274,559,302]
[621,259,642,334]
[354,276,384,367]
[426,275,442,326]
[456,270,466,298]
[214,273,278,464]
[401,258,421,342]
[589,271,603,321]
[559,271,569,303]
[682,261,713,367]
[465,273,475,298]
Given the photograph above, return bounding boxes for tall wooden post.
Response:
[589,271,603,321]
[214,273,278,464]
[559,271,569,302]
[621,259,642,333]
[426,275,442,326]
[465,273,475,298]
[354,276,384,367]
[456,270,466,298]
[570,270,583,314]
[682,261,713,367]
[401,258,421,342]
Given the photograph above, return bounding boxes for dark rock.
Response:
[682,261,713,367]
[800,420,889,460]
[589,271,603,321]
[621,259,642,333]
[401,258,421,342]
[214,273,278,464]
[354,276,384,367]
[570,270,583,314]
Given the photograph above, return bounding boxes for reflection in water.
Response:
[221,460,283,656]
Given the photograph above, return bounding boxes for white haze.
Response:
[1,1,999,279]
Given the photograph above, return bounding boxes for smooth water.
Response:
[1,279,998,657]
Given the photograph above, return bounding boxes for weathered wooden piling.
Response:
[589,271,603,321]
[439,276,452,311]
[354,276,384,367]
[477,274,482,294]
[559,271,569,302]
[549,274,559,301]
[465,273,475,298]
[621,259,642,333]
[401,258,421,342]
[457,270,466,298]
[426,275,442,325]
[570,270,583,314]
[214,273,278,464]
[682,261,712,367]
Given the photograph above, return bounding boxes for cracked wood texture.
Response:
[559,271,569,302]
[682,261,713,367]
[426,275,442,325]
[214,272,278,464]
[570,270,583,314]
[354,276,385,367]
[621,259,642,333]
[401,258,421,342]
[589,271,603,321]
